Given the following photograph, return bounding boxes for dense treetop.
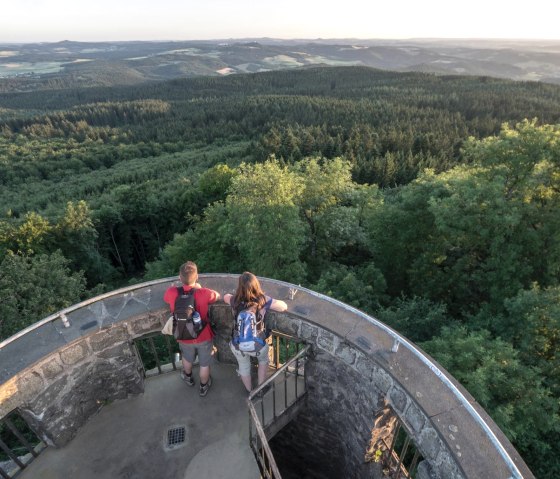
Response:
[1,66,559,477]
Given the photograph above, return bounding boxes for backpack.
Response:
[172,287,204,340]
[231,298,272,352]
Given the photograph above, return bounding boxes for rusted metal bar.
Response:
[0,465,12,479]
[248,403,282,478]
[3,417,38,457]
[147,337,162,374]
[0,437,26,469]
[163,335,176,371]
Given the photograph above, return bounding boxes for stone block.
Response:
[128,313,162,336]
[41,357,64,380]
[335,342,356,366]
[419,427,442,461]
[405,401,426,434]
[89,325,129,352]
[435,448,464,479]
[27,375,68,414]
[372,367,393,393]
[95,342,131,360]
[60,342,90,365]
[416,460,436,479]
[274,315,300,337]
[389,386,408,413]
[355,354,375,381]
[16,371,44,399]
[0,377,21,417]
[300,322,318,342]
[317,329,337,353]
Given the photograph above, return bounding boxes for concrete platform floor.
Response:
[18,362,260,479]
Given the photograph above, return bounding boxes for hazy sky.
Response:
[1,0,559,43]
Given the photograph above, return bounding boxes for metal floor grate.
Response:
[167,426,186,447]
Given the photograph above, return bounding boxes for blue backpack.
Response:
[232,299,272,352]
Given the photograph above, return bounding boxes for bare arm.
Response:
[270,298,288,312]
[223,294,232,305]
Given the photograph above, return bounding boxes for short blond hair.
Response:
[179,261,198,285]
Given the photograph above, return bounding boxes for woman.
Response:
[223,272,287,392]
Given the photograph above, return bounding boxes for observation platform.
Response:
[17,363,260,479]
[0,275,534,479]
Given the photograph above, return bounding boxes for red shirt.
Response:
[164,285,219,344]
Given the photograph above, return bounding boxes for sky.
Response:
[1,0,559,43]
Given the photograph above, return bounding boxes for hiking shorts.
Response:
[229,342,270,376]
[179,340,214,368]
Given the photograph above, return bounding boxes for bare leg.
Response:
[257,363,268,385]
[199,366,210,384]
[240,374,252,392]
[182,358,192,375]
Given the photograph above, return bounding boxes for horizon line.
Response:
[2,36,560,45]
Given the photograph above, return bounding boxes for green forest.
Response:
[0,66,559,477]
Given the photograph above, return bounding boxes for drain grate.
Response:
[167,426,186,447]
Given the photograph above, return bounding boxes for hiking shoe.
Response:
[199,377,212,397]
[181,371,195,387]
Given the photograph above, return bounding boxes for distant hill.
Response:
[1,38,560,92]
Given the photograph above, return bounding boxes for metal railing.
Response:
[378,419,423,479]
[132,332,181,377]
[0,411,45,479]
[248,344,310,479]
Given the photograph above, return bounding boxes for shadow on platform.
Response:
[18,362,260,479]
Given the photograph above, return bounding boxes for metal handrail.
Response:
[248,344,310,479]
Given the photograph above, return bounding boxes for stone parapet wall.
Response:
[0,275,533,478]
[269,313,463,479]
[0,312,167,447]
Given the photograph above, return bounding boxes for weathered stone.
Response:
[274,315,300,337]
[0,377,22,417]
[335,342,356,366]
[416,460,437,479]
[27,374,68,413]
[389,386,408,413]
[435,448,465,479]
[60,342,89,365]
[355,354,374,381]
[41,357,64,379]
[300,322,318,341]
[16,371,44,399]
[89,325,129,352]
[128,313,162,336]
[317,329,337,353]
[372,367,393,393]
[405,401,426,433]
[95,342,132,360]
[419,427,442,461]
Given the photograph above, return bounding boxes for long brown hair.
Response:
[233,272,266,310]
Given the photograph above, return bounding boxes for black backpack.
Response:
[173,287,204,340]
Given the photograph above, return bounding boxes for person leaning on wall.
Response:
[163,261,220,397]
[223,271,287,393]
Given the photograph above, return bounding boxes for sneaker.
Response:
[181,371,195,387]
[199,376,212,397]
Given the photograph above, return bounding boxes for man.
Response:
[164,261,220,397]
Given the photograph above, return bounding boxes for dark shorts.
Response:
[179,340,214,368]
